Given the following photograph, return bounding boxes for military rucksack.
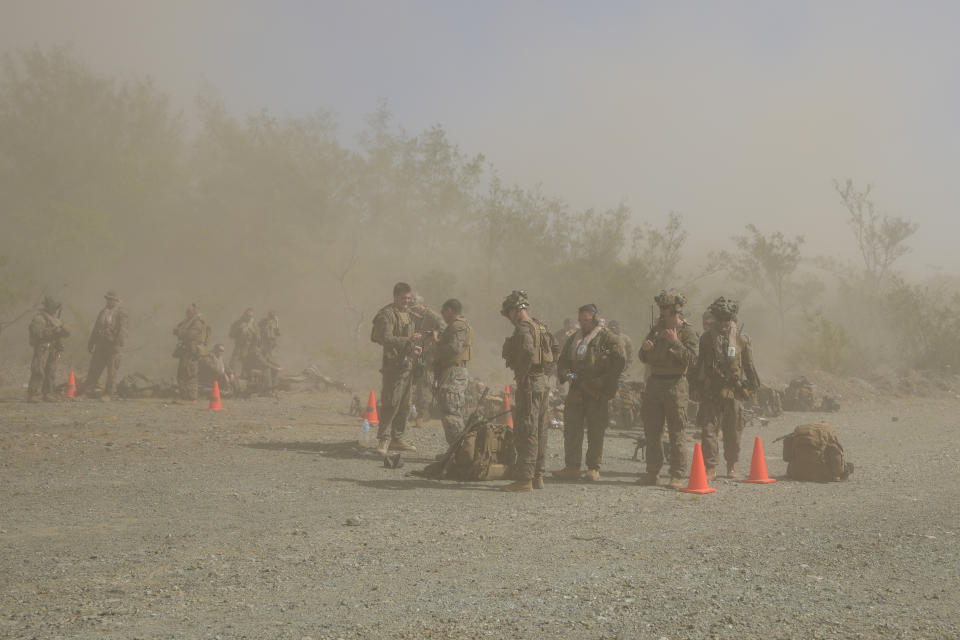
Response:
[781,422,853,482]
[783,376,815,411]
[416,423,516,481]
[757,385,784,417]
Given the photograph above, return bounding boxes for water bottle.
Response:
[359,419,372,446]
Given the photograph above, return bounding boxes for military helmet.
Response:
[607,319,621,332]
[104,290,120,301]
[500,290,529,316]
[708,296,739,321]
[654,289,686,310]
[41,296,61,311]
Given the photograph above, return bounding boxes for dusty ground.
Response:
[1,388,958,640]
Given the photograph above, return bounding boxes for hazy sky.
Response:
[5,0,960,274]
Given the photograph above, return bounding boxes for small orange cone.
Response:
[744,436,776,484]
[64,370,76,398]
[504,384,514,428]
[364,390,379,425]
[679,442,716,494]
[208,380,223,411]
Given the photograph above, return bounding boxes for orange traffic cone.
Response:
[208,380,223,411]
[364,390,379,425]
[744,436,776,484]
[680,442,716,494]
[64,370,76,398]
[504,384,514,428]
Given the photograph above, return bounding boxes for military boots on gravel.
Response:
[552,467,581,481]
[532,475,545,490]
[705,466,717,481]
[726,462,739,479]
[582,469,600,481]
[667,476,686,490]
[376,439,390,455]
[389,438,417,452]
[502,479,533,492]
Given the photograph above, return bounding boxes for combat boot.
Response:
[582,469,600,482]
[636,472,659,486]
[551,466,581,481]
[376,439,390,455]
[705,466,717,481]
[502,479,533,492]
[532,475,545,490]
[726,462,739,479]
[667,476,686,490]
[389,438,417,452]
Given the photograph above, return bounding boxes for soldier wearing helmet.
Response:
[27,296,71,402]
[690,297,760,480]
[82,290,128,400]
[637,289,699,488]
[500,290,558,492]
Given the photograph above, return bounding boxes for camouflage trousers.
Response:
[229,344,251,377]
[378,367,412,441]
[412,366,435,423]
[84,344,121,395]
[513,373,548,481]
[28,343,59,399]
[177,352,200,400]
[699,395,743,468]
[641,375,688,479]
[563,387,609,470]
[437,365,468,444]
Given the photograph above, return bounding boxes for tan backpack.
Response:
[781,422,853,482]
[415,423,516,481]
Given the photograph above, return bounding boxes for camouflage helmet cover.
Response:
[708,296,740,321]
[500,290,529,316]
[654,289,686,310]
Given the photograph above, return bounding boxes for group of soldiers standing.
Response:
[25,292,282,402]
[370,282,760,492]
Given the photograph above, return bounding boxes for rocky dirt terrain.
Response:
[1,387,958,639]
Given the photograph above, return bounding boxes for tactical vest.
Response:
[529,318,554,366]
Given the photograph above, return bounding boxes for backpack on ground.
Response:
[415,423,516,481]
[781,422,853,482]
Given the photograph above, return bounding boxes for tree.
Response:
[834,179,918,296]
[716,224,812,336]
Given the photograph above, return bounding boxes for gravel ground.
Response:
[0,389,958,639]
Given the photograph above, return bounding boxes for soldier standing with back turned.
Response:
[82,290,128,400]
[500,290,556,492]
[431,298,472,450]
[173,303,209,401]
[27,296,70,403]
[637,290,698,489]
[690,297,759,480]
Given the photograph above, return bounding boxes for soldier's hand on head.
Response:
[641,339,655,352]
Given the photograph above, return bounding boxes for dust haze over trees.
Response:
[0,46,956,386]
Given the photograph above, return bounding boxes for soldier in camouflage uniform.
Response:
[371,282,422,454]
[607,320,634,368]
[500,290,557,492]
[553,305,626,482]
[410,295,446,425]
[199,343,237,397]
[431,299,472,447]
[228,308,257,376]
[690,297,760,480]
[637,290,698,488]
[172,303,209,401]
[27,296,70,402]
[82,290,128,399]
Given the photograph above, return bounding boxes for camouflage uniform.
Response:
[501,292,555,483]
[83,292,128,396]
[228,311,258,375]
[638,292,698,482]
[173,311,208,400]
[371,303,417,443]
[557,324,625,472]
[690,298,760,474]
[434,315,473,444]
[27,298,70,401]
[244,344,281,395]
[199,348,233,396]
[411,304,445,422]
